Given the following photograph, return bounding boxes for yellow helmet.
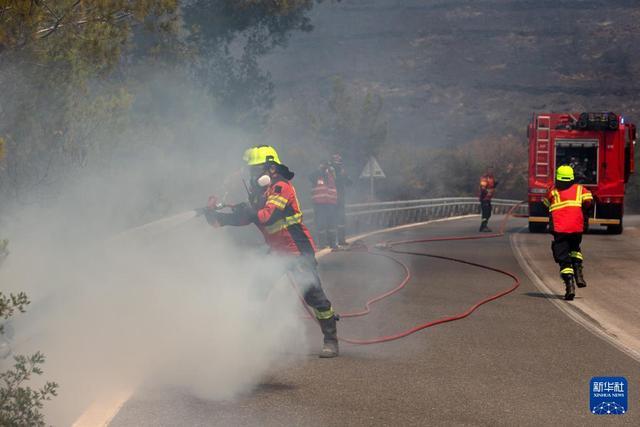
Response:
[242,145,281,166]
[556,165,574,182]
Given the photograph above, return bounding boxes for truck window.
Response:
[555,139,598,184]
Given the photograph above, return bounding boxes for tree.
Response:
[0,1,180,202]
[1,244,58,426]
[184,0,320,128]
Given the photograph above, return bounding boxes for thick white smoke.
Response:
[1,196,309,425]
[0,70,310,425]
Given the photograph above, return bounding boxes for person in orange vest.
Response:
[479,166,498,232]
[309,161,339,249]
[329,154,352,246]
[204,145,339,357]
[543,165,593,301]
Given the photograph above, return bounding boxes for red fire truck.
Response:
[528,112,636,234]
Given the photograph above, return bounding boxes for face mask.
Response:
[257,174,271,187]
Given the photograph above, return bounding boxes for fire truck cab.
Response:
[528,112,636,234]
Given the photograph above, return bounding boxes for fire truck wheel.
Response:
[528,222,547,233]
[607,222,623,235]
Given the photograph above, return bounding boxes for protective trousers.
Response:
[337,201,347,245]
[551,232,586,299]
[479,200,492,230]
[313,204,338,249]
[551,233,584,274]
[288,256,338,345]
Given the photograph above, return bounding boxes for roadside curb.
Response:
[315,214,480,259]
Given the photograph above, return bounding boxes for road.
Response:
[514,215,640,361]
[107,216,640,426]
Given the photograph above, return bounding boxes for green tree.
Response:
[0,0,180,201]
[1,243,58,426]
[184,0,324,127]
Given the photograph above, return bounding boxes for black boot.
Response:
[562,274,576,301]
[327,229,338,250]
[318,317,339,358]
[574,263,587,288]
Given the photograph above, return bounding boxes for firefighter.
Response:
[204,145,339,358]
[309,161,339,249]
[479,166,498,232]
[329,154,352,246]
[544,165,593,301]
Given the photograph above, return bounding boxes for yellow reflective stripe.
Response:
[542,198,550,207]
[560,267,574,275]
[314,307,334,320]
[576,184,593,202]
[575,185,583,202]
[264,213,303,234]
[267,195,288,210]
[548,201,583,212]
[570,251,583,260]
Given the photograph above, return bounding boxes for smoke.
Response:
[0,68,310,425]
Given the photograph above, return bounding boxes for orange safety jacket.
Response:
[256,178,316,256]
[543,184,593,234]
[214,176,316,256]
[479,174,496,201]
[311,168,338,205]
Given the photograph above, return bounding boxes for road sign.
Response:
[360,156,386,179]
[360,156,385,200]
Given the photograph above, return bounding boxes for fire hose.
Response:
[294,203,525,345]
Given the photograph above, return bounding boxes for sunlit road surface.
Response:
[104,216,640,426]
[514,215,640,362]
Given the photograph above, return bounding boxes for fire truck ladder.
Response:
[535,115,551,177]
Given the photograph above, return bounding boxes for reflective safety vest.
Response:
[479,174,496,201]
[311,169,338,205]
[544,184,593,233]
[256,178,316,256]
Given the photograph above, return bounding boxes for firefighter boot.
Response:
[573,263,587,288]
[318,317,339,358]
[479,219,492,232]
[327,229,338,250]
[562,274,576,301]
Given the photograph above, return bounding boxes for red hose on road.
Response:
[297,204,525,345]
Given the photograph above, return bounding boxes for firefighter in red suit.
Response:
[544,165,593,301]
[204,145,339,357]
[309,162,339,249]
[479,166,498,232]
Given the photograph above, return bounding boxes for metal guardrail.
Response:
[305,197,527,236]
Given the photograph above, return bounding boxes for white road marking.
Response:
[72,389,134,427]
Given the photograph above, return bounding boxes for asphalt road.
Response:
[514,215,640,361]
[109,216,640,426]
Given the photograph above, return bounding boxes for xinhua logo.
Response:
[590,377,627,415]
